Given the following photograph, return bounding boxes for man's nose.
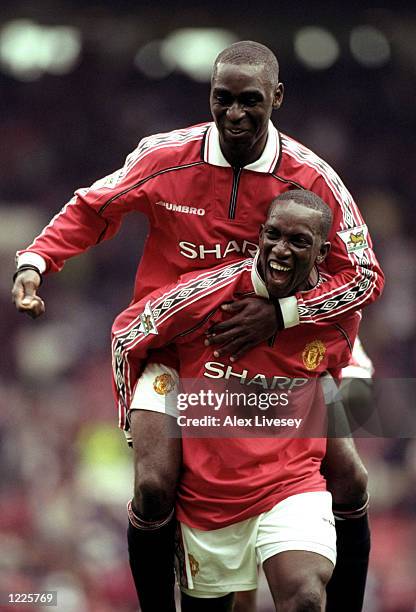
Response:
[272,239,290,257]
[226,102,245,122]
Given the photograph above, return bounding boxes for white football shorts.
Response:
[176,491,336,599]
[124,363,180,444]
[130,363,180,415]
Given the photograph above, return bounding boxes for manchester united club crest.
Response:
[188,554,200,578]
[153,373,175,395]
[302,340,326,370]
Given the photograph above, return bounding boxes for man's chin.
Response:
[223,133,252,148]
[265,273,293,299]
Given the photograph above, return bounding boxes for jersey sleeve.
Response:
[16,138,156,274]
[278,174,384,327]
[111,259,250,429]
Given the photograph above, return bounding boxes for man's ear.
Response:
[272,82,284,110]
[316,241,331,265]
[259,223,265,240]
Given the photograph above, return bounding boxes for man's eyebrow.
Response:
[292,232,314,242]
[240,89,263,96]
[212,87,263,96]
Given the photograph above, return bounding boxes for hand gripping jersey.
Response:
[112,258,360,530]
[17,122,384,328]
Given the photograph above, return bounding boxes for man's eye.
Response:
[216,94,231,105]
[292,238,309,247]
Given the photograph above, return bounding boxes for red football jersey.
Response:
[17,122,383,327]
[112,258,360,529]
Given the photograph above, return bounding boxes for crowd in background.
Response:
[1,2,416,610]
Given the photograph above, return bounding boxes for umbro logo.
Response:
[155,201,205,216]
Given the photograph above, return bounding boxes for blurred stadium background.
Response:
[1,1,416,610]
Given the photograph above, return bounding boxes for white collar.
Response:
[250,252,323,298]
[250,252,269,297]
[203,121,280,173]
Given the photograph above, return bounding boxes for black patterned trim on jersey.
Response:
[298,273,373,322]
[113,258,253,418]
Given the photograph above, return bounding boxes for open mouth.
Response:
[269,260,291,272]
[268,260,291,282]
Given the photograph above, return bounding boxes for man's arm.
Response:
[12,137,157,315]
[111,259,252,425]
[289,173,384,326]
[207,175,384,358]
[16,138,158,273]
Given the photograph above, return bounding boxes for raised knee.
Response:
[134,472,175,519]
[354,461,368,496]
[327,453,368,507]
[294,588,322,612]
[276,567,330,612]
[339,461,368,506]
[283,586,323,612]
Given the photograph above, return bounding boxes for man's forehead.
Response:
[266,200,322,228]
[212,62,270,87]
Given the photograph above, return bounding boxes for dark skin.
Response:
[210,62,283,167]
[12,269,44,318]
[205,200,330,360]
[204,61,285,360]
[137,200,333,612]
[12,62,285,356]
[11,56,371,612]
[182,551,332,612]
[258,200,330,299]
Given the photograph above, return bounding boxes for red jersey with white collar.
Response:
[112,258,360,529]
[17,122,383,327]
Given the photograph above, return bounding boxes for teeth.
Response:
[270,261,290,272]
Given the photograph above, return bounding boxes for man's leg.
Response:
[233,589,257,612]
[128,409,181,612]
[263,550,333,611]
[181,592,234,611]
[322,436,370,612]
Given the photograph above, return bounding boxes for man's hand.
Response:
[204,297,279,361]
[12,269,45,318]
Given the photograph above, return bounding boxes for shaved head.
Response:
[269,190,333,240]
[259,189,332,298]
[212,40,280,87]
